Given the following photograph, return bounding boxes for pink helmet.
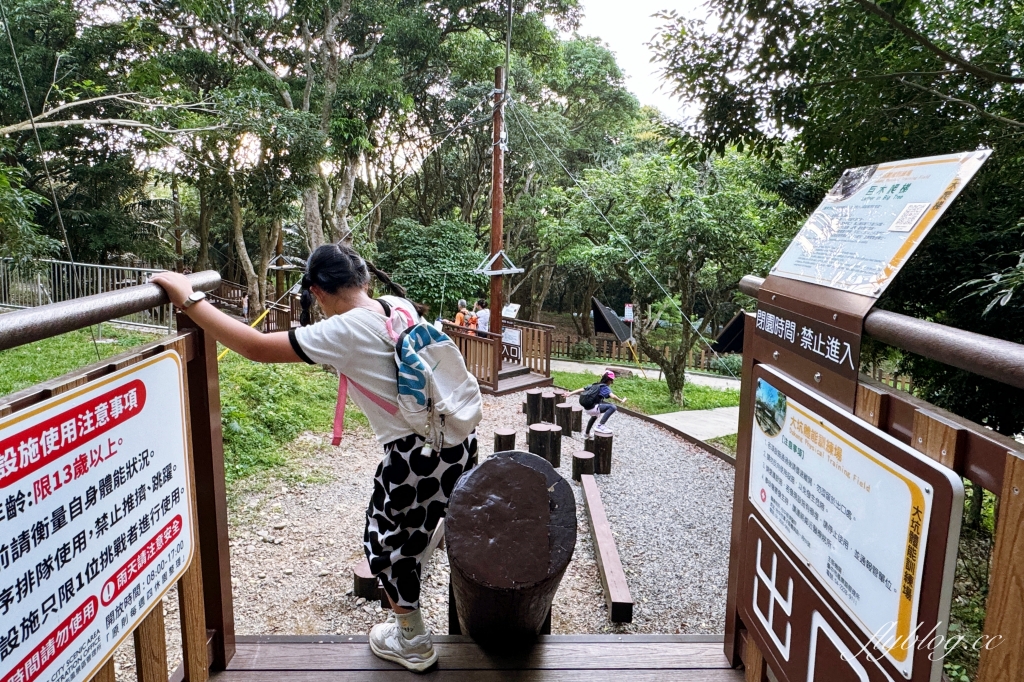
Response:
[603,371,616,381]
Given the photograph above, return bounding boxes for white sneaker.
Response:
[369,620,437,672]
[595,424,612,434]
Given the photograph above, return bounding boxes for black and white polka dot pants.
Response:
[363,431,478,610]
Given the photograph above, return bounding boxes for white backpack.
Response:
[332,299,482,454]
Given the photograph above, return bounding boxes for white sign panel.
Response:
[771,150,990,297]
[0,352,193,682]
[748,378,932,678]
[624,304,634,322]
[501,303,521,319]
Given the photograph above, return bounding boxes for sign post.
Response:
[0,351,193,682]
[725,151,989,682]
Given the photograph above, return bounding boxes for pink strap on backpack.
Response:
[332,302,411,446]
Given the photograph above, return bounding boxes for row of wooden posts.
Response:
[508,387,615,477]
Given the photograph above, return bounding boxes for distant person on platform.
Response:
[474,300,490,332]
[241,294,249,322]
[568,371,627,436]
[453,300,470,327]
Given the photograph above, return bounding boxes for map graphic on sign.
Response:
[0,352,192,682]
[771,150,990,297]
[749,378,936,678]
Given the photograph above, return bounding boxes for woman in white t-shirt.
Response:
[151,243,476,673]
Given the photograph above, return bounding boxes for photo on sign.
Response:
[755,379,787,437]
[824,164,878,202]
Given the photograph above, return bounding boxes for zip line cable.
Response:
[506,101,739,380]
[0,0,101,360]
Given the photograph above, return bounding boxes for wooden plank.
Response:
[741,629,768,682]
[579,474,634,623]
[134,605,168,682]
[211,671,743,681]
[911,408,966,471]
[223,641,732,671]
[977,452,1024,682]
[853,382,889,428]
[93,659,116,682]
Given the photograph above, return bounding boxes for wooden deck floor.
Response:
[209,635,741,681]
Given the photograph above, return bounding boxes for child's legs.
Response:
[598,402,617,425]
[364,432,476,611]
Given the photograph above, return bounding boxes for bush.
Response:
[569,341,595,361]
[710,353,743,377]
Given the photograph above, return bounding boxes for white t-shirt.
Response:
[475,308,490,332]
[289,296,419,444]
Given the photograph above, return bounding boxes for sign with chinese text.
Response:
[0,352,193,682]
[771,151,990,297]
[501,327,523,363]
[624,304,634,322]
[740,365,962,682]
[754,301,860,379]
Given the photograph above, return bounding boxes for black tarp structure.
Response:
[591,297,633,343]
[710,310,746,353]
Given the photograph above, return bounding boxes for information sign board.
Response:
[502,327,523,363]
[771,151,990,297]
[0,352,193,682]
[624,304,633,322]
[738,364,962,682]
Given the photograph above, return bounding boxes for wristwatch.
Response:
[181,291,207,309]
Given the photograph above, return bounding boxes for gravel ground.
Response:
[112,390,734,679]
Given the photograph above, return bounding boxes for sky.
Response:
[573,0,711,122]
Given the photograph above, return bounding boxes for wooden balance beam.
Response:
[580,474,634,623]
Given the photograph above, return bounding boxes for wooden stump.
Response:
[353,558,378,600]
[522,401,527,414]
[584,436,595,453]
[528,423,552,464]
[446,451,576,649]
[555,402,572,436]
[547,423,562,469]
[525,388,544,425]
[594,431,614,474]
[571,405,583,432]
[572,451,595,481]
[540,391,556,423]
[494,428,516,453]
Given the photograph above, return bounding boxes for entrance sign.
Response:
[0,352,193,682]
[771,151,990,297]
[738,365,962,682]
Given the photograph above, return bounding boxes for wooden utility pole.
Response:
[489,66,505,336]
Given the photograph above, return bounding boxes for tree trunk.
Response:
[230,178,261,318]
[332,156,358,244]
[303,187,326,251]
[196,181,211,271]
[257,216,283,308]
[966,480,984,530]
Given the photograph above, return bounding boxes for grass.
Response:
[707,433,738,455]
[0,324,158,395]
[217,349,366,483]
[551,370,741,415]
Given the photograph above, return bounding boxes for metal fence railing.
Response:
[0,258,174,332]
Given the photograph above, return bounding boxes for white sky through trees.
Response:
[574,0,709,121]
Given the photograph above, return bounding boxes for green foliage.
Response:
[375,218,486,319]
[707,433,737,456]
[552,370,740,415]
[709,354,743,377]
[0,324,155,395]
[568,341,595,361]
[0,164,58,263]
[216,352,366,483]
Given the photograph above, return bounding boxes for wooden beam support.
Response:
[134,605,168,682]
[854,382,890,428]
[912,409,967,471]
[977,453,1024,682]
[580,474,633,623]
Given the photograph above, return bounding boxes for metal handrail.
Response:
[0,271,221,352]
[739,275,1024,391]
[502,316,555,331]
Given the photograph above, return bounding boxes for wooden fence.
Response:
[442,324,500,391]
[0,273,231,682]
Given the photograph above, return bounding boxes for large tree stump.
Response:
[540,391,556,423]
[594,432,614,474]
[571,405,583,432]
[446,451,576,649]
[555,402,572,436]
[528,424,552,464]
[584,436,595,453]
[494,428,516,453]
[525,389,544,425]
[572,451,595,481]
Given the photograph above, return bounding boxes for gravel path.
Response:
[113,389,735,679]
